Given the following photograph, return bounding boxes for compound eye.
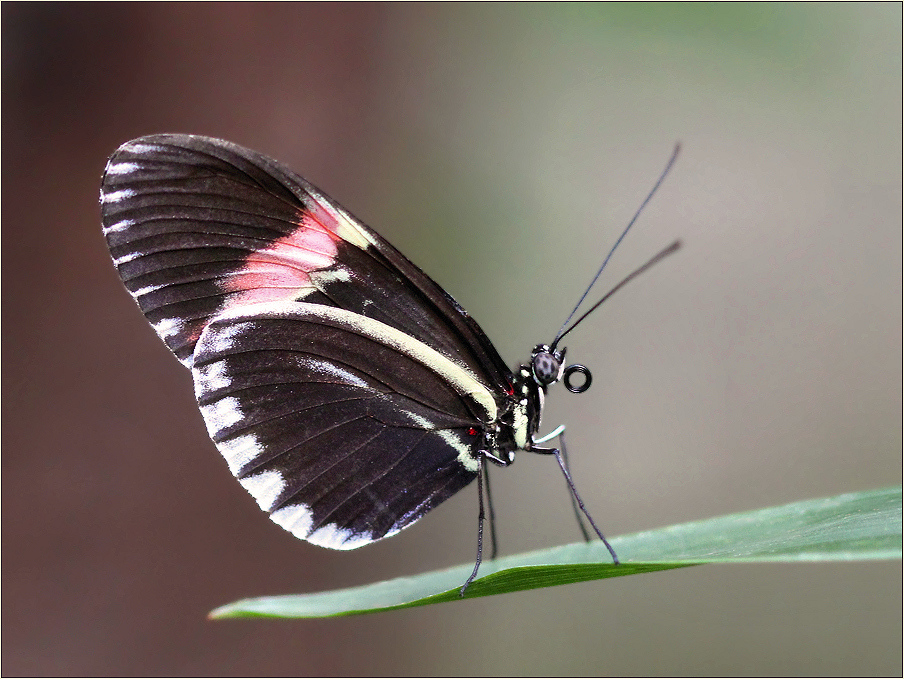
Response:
[532,351,562,385]
[563,364,592,393]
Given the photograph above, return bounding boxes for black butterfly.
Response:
[101,134,678,592]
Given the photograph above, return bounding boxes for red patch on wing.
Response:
[223,207,341,308]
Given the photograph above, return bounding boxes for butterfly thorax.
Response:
[480,344,566,466]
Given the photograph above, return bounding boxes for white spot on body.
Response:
[238,469,285,511]
[513,398,529,450]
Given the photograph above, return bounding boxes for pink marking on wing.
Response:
[303,192,371,247]
[305,199,341,231]
[223,212,340,308]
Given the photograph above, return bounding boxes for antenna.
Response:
[551,240,681,350]
[552,143,681,347]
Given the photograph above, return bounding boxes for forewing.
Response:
[101,134,511,389]
[192,301,496,547]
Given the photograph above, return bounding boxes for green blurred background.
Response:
[4,3,900,675]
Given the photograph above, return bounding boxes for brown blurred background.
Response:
[3,4,900,676]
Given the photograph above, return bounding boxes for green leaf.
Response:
[210,487,901,619]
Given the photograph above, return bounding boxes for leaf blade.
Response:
[210,486,902,619]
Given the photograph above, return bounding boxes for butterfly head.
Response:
[530,345,592,394]
[530,345,564,387]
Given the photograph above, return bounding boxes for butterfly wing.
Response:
[193,302,497,546]
[101,134,511,383]
[101,134,512,546]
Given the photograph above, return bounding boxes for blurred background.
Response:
[3,3,900,675]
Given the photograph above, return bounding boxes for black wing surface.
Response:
[100,134,511,391]
[100,134,514,546]
[192,302,496,546]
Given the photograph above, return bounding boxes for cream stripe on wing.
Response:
[201,301,498,422]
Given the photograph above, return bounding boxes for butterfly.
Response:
[100,134,679,592]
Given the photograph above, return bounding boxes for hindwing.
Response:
[192,302,493,546]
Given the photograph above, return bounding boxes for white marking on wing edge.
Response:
[238,469,285,511]
[105,162,140,175]
[101,188,135,204]
[114,251,142,265]
[131,281,168,297]
[269,504,315,539]
[103,218,135,234]
[205,321,250,355]
[200,396,244,435]
[125,142,165,154]
[307,524,376,550]
[153,316,184,340]
[216,433,263,475]
[194,360,232,394]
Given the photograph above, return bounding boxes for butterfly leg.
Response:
[460,450,510,596]
[461,453,488,596]
[559,431,592,543]
[483,461,499,560]
[531,441,619,564]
